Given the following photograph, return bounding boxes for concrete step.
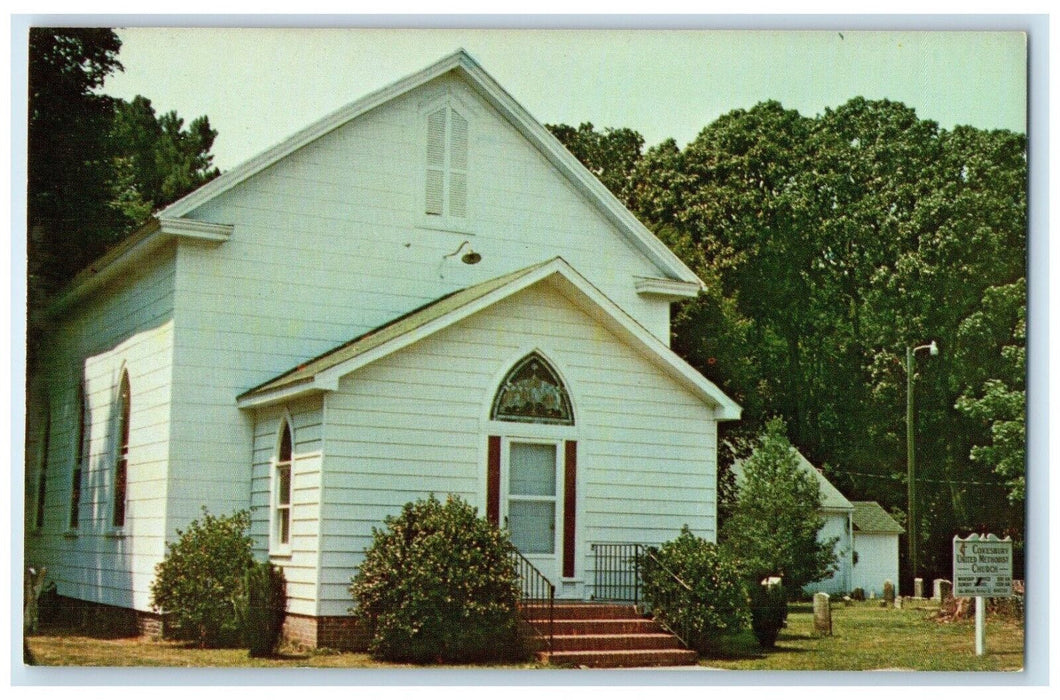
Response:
[546,648,699,668]
[550,633,686,653]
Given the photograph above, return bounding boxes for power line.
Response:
[825,469,1009,488]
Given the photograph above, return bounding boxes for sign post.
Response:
[952,534,1013,656]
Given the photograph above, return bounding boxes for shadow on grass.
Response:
[702,630,815,661]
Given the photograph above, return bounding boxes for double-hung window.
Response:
[272,421,294,554]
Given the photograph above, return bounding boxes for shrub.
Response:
[639,526,750,654]
[150,508,254,648]
[350,494,525,664]
[749,581,788,648]
[237,560,287,658]
[851,587,866,602]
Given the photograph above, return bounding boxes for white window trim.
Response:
[270,417,295,557]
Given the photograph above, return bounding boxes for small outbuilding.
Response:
[850,501,905,597]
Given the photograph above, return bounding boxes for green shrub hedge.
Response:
[151,508,254,648]
[640,526,750,654]
[350,494,526,664]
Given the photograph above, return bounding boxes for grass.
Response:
[24,626,544,669]
[700,599,1024,671]
[24,599,1023,671]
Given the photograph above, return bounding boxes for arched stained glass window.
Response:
[491,353,574,425]
[113,371,130,528]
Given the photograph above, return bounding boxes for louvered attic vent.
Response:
[425,106,468,219]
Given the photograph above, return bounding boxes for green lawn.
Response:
[701,599,1024,671]
[24,627,544,669]
[24,599,1023,671]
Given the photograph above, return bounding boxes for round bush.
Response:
[150,508,254,648]
[640,526,750,654]
[350,494,525,664]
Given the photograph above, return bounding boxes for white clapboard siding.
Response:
[249,399,324,616]
[852,533,901,598]
[25,253,177,612]
[316,280,716,615]
[803,512,855,596]
[159,73,682,602]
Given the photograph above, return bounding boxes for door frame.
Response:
[501,436,565,582]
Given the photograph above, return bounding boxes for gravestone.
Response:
[914,577,924,599]
[883,580,895,605]
[933,578,952,601]
[813,592,832,636]
[894,595,904,609]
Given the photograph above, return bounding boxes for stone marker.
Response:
[813,592,832,636]
[933,578,952,601]
[914,577,924,599]
[894,595,904,609]
[883,580,895,605]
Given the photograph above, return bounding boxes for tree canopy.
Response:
[27,28,219,332]
[549,102,1026,584]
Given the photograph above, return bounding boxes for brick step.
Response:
[521,603,639,620]
[545,648,698,668]
[550,633,686,653]
[533,618,665,636]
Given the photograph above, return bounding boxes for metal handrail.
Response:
[508,549,555,653]
[591,543,696,650]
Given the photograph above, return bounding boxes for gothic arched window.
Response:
[490,353,574,426]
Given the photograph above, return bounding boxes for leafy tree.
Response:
[27,28,220,368]
[28,28,125,314]
[955,279,1026,504]
[553,97,1026,585]
[720,419,837,592]
[150,508,254,648]
[110,95,220,222]
[547,121,644,205]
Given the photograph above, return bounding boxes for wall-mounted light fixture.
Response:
[443,240,481,265]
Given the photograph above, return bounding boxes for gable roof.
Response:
[160,49,702,288]
[237,257,740,420]
[852,501,905,534]
[793,451,854,512]
[732,448,854,512]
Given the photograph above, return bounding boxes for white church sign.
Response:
[952,533,1013,598]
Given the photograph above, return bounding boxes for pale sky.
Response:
[99,27,1028,172]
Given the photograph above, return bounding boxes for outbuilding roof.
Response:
[852,501,905,534]
[732,449,854,512]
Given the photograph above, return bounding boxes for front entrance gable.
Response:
[237,257,740,421]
